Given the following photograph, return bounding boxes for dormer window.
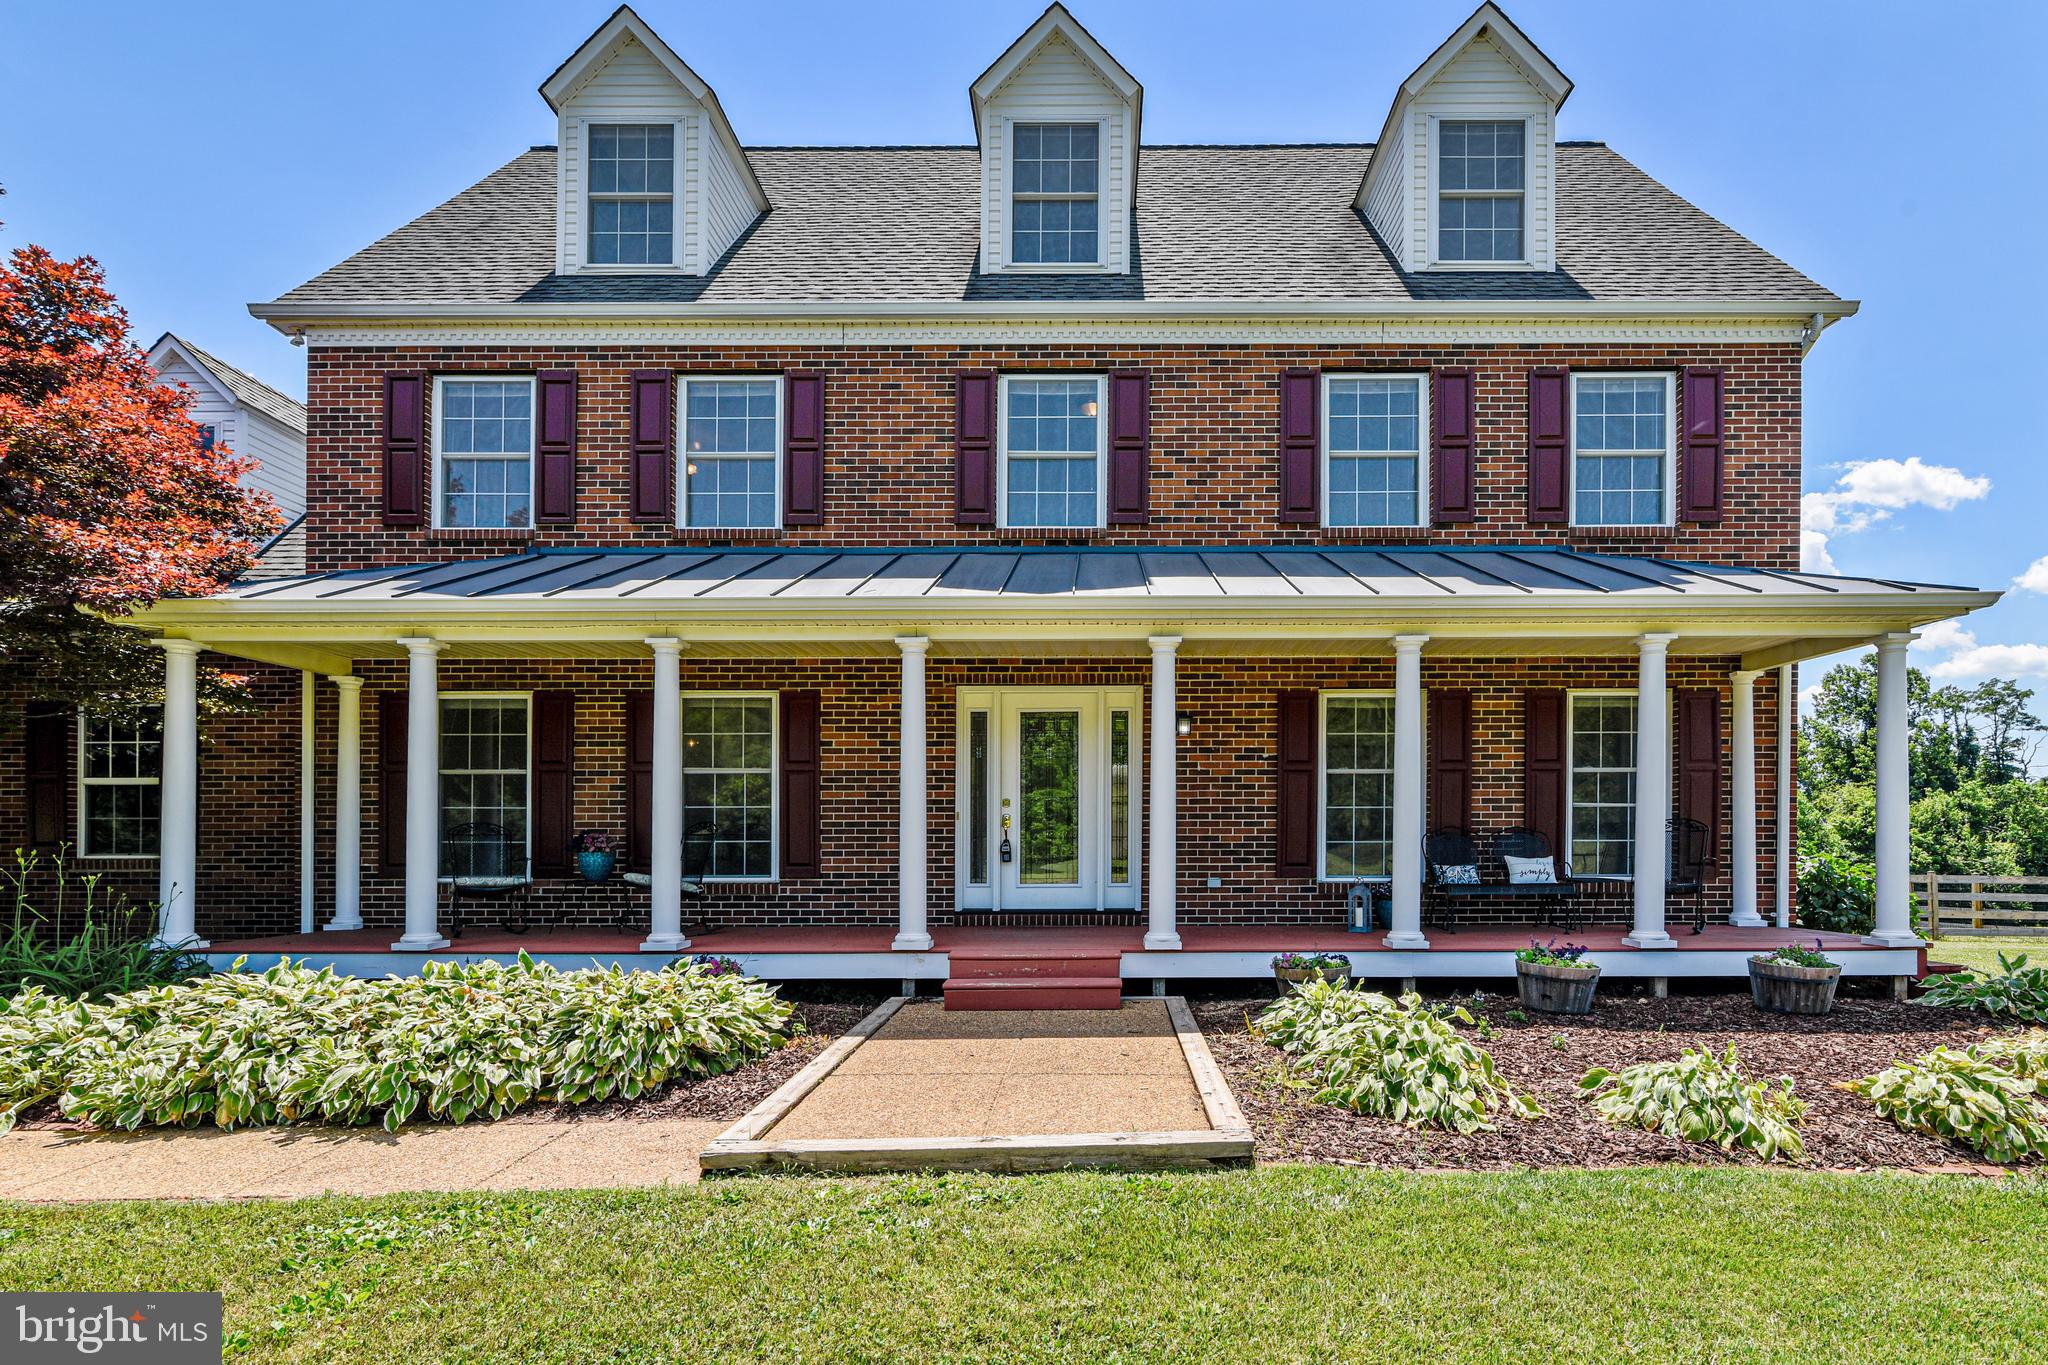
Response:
[588,123,675,266]
[1011,122,1100,265]
[1437,119,1526,263]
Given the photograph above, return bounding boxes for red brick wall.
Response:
[305,341,1801,571]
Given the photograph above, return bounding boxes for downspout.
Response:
[1776,663,1794,928]
[1799,312,1828,357]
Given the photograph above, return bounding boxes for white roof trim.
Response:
[969,3,1143,143]
[145,333,237,409]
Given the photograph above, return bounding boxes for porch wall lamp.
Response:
[1175,713,1192,738]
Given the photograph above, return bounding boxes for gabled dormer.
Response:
[1356,3,1571,273]
[541,5,768,278]
[971,4,1142,276]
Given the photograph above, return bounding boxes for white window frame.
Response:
[581,118,684,274]
[1567,372,1677,529]
[1565,689,1639,881]
[675,375,784,531]
[996,372,1107,530]
[75,712,161,860]
[1003,116,1110,273]
[1321,372,1430,529]
[1426,113,1533,271]
[429,374,537,532]
[680,690,780,882]
[1316,690,1397,884]
[437,692,534,869]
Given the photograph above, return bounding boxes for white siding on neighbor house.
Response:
[237,409,306,521]
[1362,113,1408,261]
[980,33,1133,275]
[1403,34,1556,272]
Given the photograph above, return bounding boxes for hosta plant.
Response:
[1914,953,2048,1024]
[1579,1045,1808,1162]
[1846,1045,2048,1165]
[1974,1029,2048,1082]
[0,988,91,1131]
[1256,977,1540,1133]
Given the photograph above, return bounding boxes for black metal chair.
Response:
[619,820,719,935]
[441,821,533,937]
[1667,817,1717,935]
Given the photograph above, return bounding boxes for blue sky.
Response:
[5,0,2044,698]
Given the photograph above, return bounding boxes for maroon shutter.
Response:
[626,691,654,874]
[783,370,824,526]
[377,691,409,875]
[1428,689,1474,834]
[1276,689,1317,876]
[1527,367,1569,523]
[1679,367,1726,523]
[24,702,69,848]
[779,691,822,879]
[953,370,996,525]
[1278,368,1320,524]
[1430,367,1476,523]
[532,691,574,876]
[535,369,578,524]
[1677,689,1723,860]
[1106,369,1150,524]
[628,369,673,522]
[1522,689,1567,858]
[381,371,426,527]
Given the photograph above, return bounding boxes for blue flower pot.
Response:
[577,849,616,883]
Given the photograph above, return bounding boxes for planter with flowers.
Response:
[1750,940,1841,1016]
[1515,940,1601,1015]
[1272,951,1351,988]
[572,830,618,883]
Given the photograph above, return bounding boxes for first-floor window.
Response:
[1001,375,1103,528]
[436,376,535,529]
[683,695,776,878]
[1572,374,1673,526]
[1325,375,1424,527]
[1569,694,1637,876]
[440,697,530,878]
[79,714,161,857]
[681,378,780,529]
[1322,694,1394,879]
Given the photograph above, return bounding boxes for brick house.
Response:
[25,4,1997,996]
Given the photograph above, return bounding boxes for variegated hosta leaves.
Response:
[1579,1044,1808,1162]
[1256,979,1541,1133]
[1848,1036,2048,1165]
[0,953,794,1134]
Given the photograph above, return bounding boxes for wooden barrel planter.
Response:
[1517,960,1601,1015]
[1750,958,1840,1015]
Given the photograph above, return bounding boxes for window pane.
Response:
[1325,376,1423,527]
[1569,696,1638,876]
[682,696,775,877]
[1003,379,1101,528]
[1010,122,1101,265]
[439,380,534,529]
[588,123,675,266]
[1108,709,1130,886]
[438,698,530,878]
[1323,696,1394,878]
[968,711,990,887]
[683,380,779,528]
[1572,378,1668,525]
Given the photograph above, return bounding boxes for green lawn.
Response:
[1926,934,2048,975]
[4,1168,2045,1362]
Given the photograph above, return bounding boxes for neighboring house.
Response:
[145,332,308,525]
[18,4,1996,998]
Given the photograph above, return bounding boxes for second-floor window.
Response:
[681,378,781,529]
[1572,374,1673,526]
[434,377,533,529]
[1000,375,1103,529]
[1437,119,1525,264]
[1325,375,1425,527]
[589,123,675,267]
[1011,122,1099,265]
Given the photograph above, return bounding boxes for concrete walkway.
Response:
[0,1118,725,1203]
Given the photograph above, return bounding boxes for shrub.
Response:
[1256,978,1540,1133]
[1579,1045,1808,1161]
[1847,1045,2048,1164]
[0,850,210,1000]
[1914,952,2048,1024]
[1796,854,1875,936]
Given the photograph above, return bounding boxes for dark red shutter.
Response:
[1427,690,1473,834]
[1677,689,1723,860]
[381,371,426,527]
[1276,689,1317,876]
[628,369,673,522]
[1107,369,1150,524]
[532,691,575,876]
[1527,367,1569,523]
[780,690,822,879]
[535,369,578,524]
[626,691,654,874]
[1278,368,1320,524]
[953,370,996,525]
[1679,367,1725,523]
[1523,689,1567,858]
[1430,367,1476,523]
[377,691,409,875]
[24,702,69,847]
[783,370,824,526]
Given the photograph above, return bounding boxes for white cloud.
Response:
[1800,457,1991,573]
[1929,642,2048,681]
[1912,619,1977,655]
[2014,555,2048,595]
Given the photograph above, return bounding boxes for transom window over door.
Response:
[682,695,776,879]
[1325,376,1425,527]
[1001,376,1103,528]
[681,379,780,529]
[1573,375,1673,526]
[1569,694,1637,876]
[1437,119,1525,263]
[1011,122,1099,265]
[440,697,530,878]
[588,123,674,266]
[435,377,533,529]
[79,713,161,857]
[1322,695,1394,879]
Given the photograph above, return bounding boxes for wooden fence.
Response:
[1922,874,2048,937]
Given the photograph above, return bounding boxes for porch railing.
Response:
[1922,873,2048,938]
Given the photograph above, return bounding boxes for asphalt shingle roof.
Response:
[268,143,1837,309]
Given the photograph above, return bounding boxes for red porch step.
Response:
[942,946,1125,1010]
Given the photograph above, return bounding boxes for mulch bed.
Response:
[1196,991,2028,1171]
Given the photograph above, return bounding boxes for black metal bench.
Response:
[1423,826,1584,933]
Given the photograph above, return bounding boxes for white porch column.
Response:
[1867,633,1921,946]
[893,635,933,952]
[1729,669,1765,927]
[1387,634,1430,949]
[153,639,206,949]
[642,638,690,952]
[1145,635,1183,951]
[325,676,364,931]
[1625,632,1679,949]
[393,637,449,950]
[1776,663,1794,929]
[299,671,316,934]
